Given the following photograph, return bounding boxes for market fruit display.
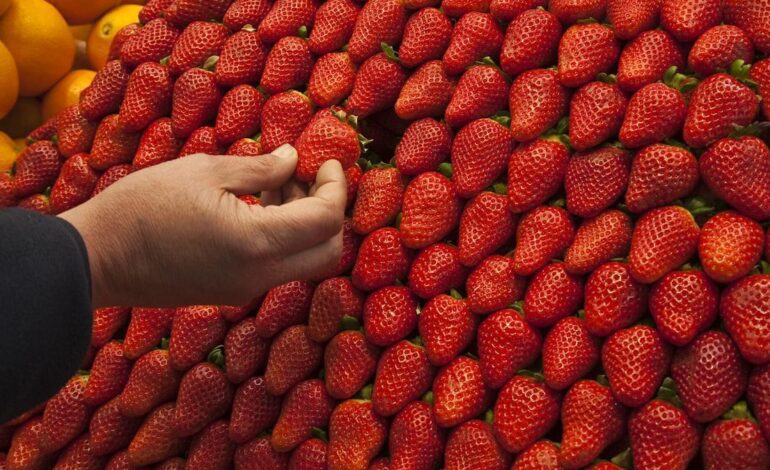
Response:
[2,0,770,468]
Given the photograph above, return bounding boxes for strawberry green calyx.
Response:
[723,400,755,422]
[729,121,770,138]
[421,391,434,405]
[311,427,329,442]
[491,183,508,195]
[339,315,361,331]
[381,42,399,62]
[549,198,566,208]
[597,73,617,85]
[490,111,511,128]
[438,162,453,179]
[663,66,699,93]
[207,345,226,369]
[684,196,716,217]
[511,300,524,315]
[518,370,546,382]
[241,24,257,33]
[359,384,374,400]
[297,25,309,39]
[408,335,424,348]
[484,409,494,425]
[159,56,170,67]
[662,138,690,149]
[727,59,756,87]
[657,377,684,408]
[449,289,463,300]
[202,55,220,72]
[596,374,609,387]
[610,448,632,469]
[160,337,170,350]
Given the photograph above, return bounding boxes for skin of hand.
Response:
[59,144,347,308]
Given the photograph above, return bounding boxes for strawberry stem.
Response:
[202,55,219,72]
[484,409,494,424]
[339,315,361,331]
[723,400,754,422]
[421,391,434,405]
[491,182,508,195]
[438,162,453,179]
[664,66,699,93]
[207,345,226,368]
[380,42,399,62]
[596,73,617,85]
[359,384,373,400]
[657,377,683,408]
[610,448,632,469]
[311,427,328,442]
[297,25,308,39]
[159,337,170,350]
[449,289,463,300]
[729,121,770,138]
[490,111,511,128]
[518,370,545,382]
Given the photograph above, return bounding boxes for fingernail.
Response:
[272,143,297,160]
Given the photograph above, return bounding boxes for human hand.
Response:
[59,144,346,308]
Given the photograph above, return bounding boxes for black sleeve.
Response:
[0,208,93,423]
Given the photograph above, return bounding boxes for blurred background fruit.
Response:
[0,131,17,172]
[0,40,18,120]
[42,70,96,120]
[0,0,10,16]
[0,97,42,139]
[47,0,121,25]
[87,4,142,70]
[69,24,92,41]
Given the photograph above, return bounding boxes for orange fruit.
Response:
[0,131,17,172]
[13,138,26,154]
[0,97,42,139]
[0,40,18,120]
[47,0,121,25]
[0,0,11,15]
[69,24,93,41]
[87,4,142,70]
[0,0,75,97]
[42,69,96,121]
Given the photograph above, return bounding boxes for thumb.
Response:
[214,144,299,195]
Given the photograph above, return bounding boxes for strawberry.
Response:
[399,171,462,249]
[254,281,314,338]
[442,13,503,77]
[224,318,270,384]
[260,90,314,152]
[478,310,541,389]
[629,205,700,284]
[650,269,718,347]
[307,0,359,55]
[550,0,607,23]
[699,211,765,283]
[511,440,560,470]
[445,65,509,129]
[752,58,770,120]
[724,0,770,55]
[0,172,15,208]
[444,419,511,470]
[127,403,188,467]
[174,360,233,437]
[54,106,97,158]
[228,376,282,445]
[27,116,58,143]
[38,374,92,453]
[258,0,317,44]
[214,28,268,87]
[49,153,99,214]
[607,0,661,40]
[123,307,176,359]
[104,449,135,469]
[83,341,132,407]
[186,420,235,470]
[119,18,180,67]
[564,210,633,275]
[5,417,52,470]
[363,286,418,347]
[389,400,445,470]
[616,29,685,93]
[88,398,142,456]
[394,60,457,120]
[12,141,61,198]
[683,74,759,149]
[289,438,328,469]
[568,81,628,152]
[493,373,560,453]
[91,307,131,348]
[394,118,452,176]
[372,340,435,416]
[433,356,492,428]
[672,330,748,422]
[140,0,174,23]
[512,205,575,276]
[508,69,569,143]
[260,36,314,95]
[451,118,515,198]
[661,0,721,42]
[17,193,52,214]
[620,81,689,149]
[490,0,546,22]
[629,397,701,469]
[721,274,770,364]
[164,0,231,26]
[700,136,770,221]
[625,144,698,214]
[583,262,647,337]
[748,364,770,440]
[560,379,626,469]
[272,379,337,452]
[328,399,388,470]
[441,0,490,17]
[295,110,361,182]
[398,7,453,69]
[324,330,379,399]
[542,316,601,390]
[308,52,357,107]
[223,0,272,30]
[524,262,584,328]
[602,325,672,407]
[236,436,292,468]
[507,137,570,213]
[565,146,631,217]
[89,115,141,170]
[407,244,467,300]
[117,349,181,417]
[558,23,620,88]
[91,163,132,196]
[465,256,525,314]
[168,21,229,76]
[80,60,128,121]
[213,86,264,146]
[169,305,227,371]
[119,62,173,134]
[458,191,517,267]
[703,402,770,470]
[347,0,406,63]
[689,25,754,77]
[264,325,323,396]
[227,137,263,156]
[308,277,365,342]
[419,294,476,366]
[347,52,409,118]
[171,68,222,139]
[352,227,412,291]
[54,434,106,470]
[132,118,184,169]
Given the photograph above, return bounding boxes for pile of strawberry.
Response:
[3,0,770,467]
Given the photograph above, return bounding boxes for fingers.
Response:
[271,230,344,284]
[215,144,299,195]
[260,179,308,207]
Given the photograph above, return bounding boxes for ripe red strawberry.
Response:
[400,171,462,249]
[260,90,314,152]
[213,85,264,146]
[164,0,231,26]
[307,0,359,54]
[433,356,492,428]
[39,374,92,453]
[90,307,130,349]
[583,262,647,337]
[54,106,96,158]
[372,340,435,416]
[347,0,406,63]
[558,23,619,88]
[441,0,490,17]
[492,373,560,453]
[602,325,672,407]
[684,74,759,149]
[223,0,271,30]
[120,18,180,67]
[607,0,661,40]
[466,255,527,314]
[511,440,561,469]
[324,330,379,399]
[363,286,418,346]
[12,141,61,198]
[272,379,337,452]
[228,376,281,444]
[123,307,175,359]
[308,277,364,342]
[171,67,222,139]
[442,12,503,76]
[264,325,323,396]
[503,15,561,82]
[389,400,445,470]
[185,420,235,470]
[512,205,575,276]
[569,81,628,152]
[617,29,685,93]
[289,437,328,469]
[458,191,516,267]
[53,434,107,470]
[139,0,174,23]
[542,316,601,390]
[408,245,466,301]
[132,118,183,169]
[27,116,58,143]
[721,274,770,364]
[5,417,52,470]
[168,305,227,371]
[445,65,509,129]
[478,310,541,389]
[119,62,173,134]
[254,281,314,338]
[83,341,131,407]
[168,21,229,76]
[88,115,141,170]
[565,146,631,217]
[346,52,409,118]
[620,82,688,150]
[703,402,770,470]
[629,206,700,284]
[227,137,262,156]
[0,172,16,208]
[308,52,357,107]
[214,28,268,87]
[16,193,51,214]
[224,318,270,384]
[752,58,770,120]
[661,0,721,42]
[629,397,701,469]
[395,60,457,120]
[444,419,511,470]
[118,349,181,417]
[108,21,141,61]
[295,111,361,182]
[49,153,99,214]
[451,118,514,198]
[689,25,754,76]
[700,136,770,221]
[260,36,314,95]
[394,118,451,176]
[699,211,765,283]
[91,163,132,196]
[236,437,292,468]
[565,210,632,275]
[650,269,718,347]
[724,0,770,55]
[560,380,626,469]
[624,145,698,215]
[748,364,770,440]
[399,7,452,69]
[490,0,545,21]
[127,403,187,467]
[524,262,584,328]
[89,398,143,456]
[419,294,476,366]
[507,137,570,213]
[173,361,233,437]
[672,330,748,422]
[553,0,607,23]
[328,399,388,470]
[509,69,569,143]
[352,227,412,291]
[351,167,404,234]
[258,0,317,44]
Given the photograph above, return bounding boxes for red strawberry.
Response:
[117,349,181,417]
[223,0,272,30]
[254,281,314,338]
[433,356,492,428]
[214,28,268,87]
[12,141,61,198]
[524,262,584,328]
[272,379,337,452]
[444,419,511,470]
[171,67,222,139]
[328,399,388,470]
[451,118,514,198]
[289,437,328,469]
[308,52,357,107]
[53,434,106,470]
[49,153,99,214]
[346,52,409,118]
[88,398,142,456]
[569,81,627,153]
[307,0,359,54]
[394,60,457,120]
[27,116,58,143]
[478,310,541,389]
[224,318,270,384]
[372,340,435,416]
[542,316,601,390]
[173,360,233,437]
[752,58,770,120]
[347,0,406,63]
[617,29,685,93]
[511,440,560,470]
[507,137,570,213]
[351,167,404,234]
[168,305,227,371]
[295,110,361,182]
[163,0,231,26]
[512,205,575,276]
[408,243,467,299]
[724,0,770,55]
[108,21,141,61]
[394,118,452,176]
[700,136,770,221]
[264,325,323,396]
[140,0,174,23]
[0,172,16,208]
[132,118,184,169]
[228,376,282,445]
[458,191,516,267]
[127,403,188,467]
[564,210,632,275]
[748,364,770,440]
[352,227,412,291]
[83,341,132,407]
[445,65,509,129]
[258,0,317,44]
[104,449,136,469]
[119,62,173,134]
[185,420,235,470]
[607,0,661,40]
[624,143,699,214]
[699,211,765,283]
[584,262,647,337]
[619,81,689,150]
[54,106,97,158]
[260,90,314,152]
[466,255,527,314]
[5,417,52,470]
[551,0,606,23]
[389,400,445,470]
[168,21,229,76]
[558,23,620,88]
[689,25,754,76]
[399,7,453,69]
[91,307,130,348]
[419,294,476,366]
[123,307,175,359]
[91,163,132,197]
[602,325,672,407]
[565,146,631,217]
[235,436,291,468]
[490,0,546,22]
[650,269,718,347]
[560,379,626,469]
[703,402,770,470]
[400,171,462,249]
[441,0,490,17]
[629,397,701,469]
[324,330,379,399]
[213,84,265,146]
[661,0,721,42]
[509,69,569,143]
[17,193,51,214]
[721,274,770,364]
[363,286,419,347]
[88,115,141,170]
[227,137,263,156]
[120,18,180,67]
[442,12,503,76]
[308,277,364,342]
[500,9,561,77]
[493,373,560,453]
[39,374,92,453]
[260,36,314,95]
